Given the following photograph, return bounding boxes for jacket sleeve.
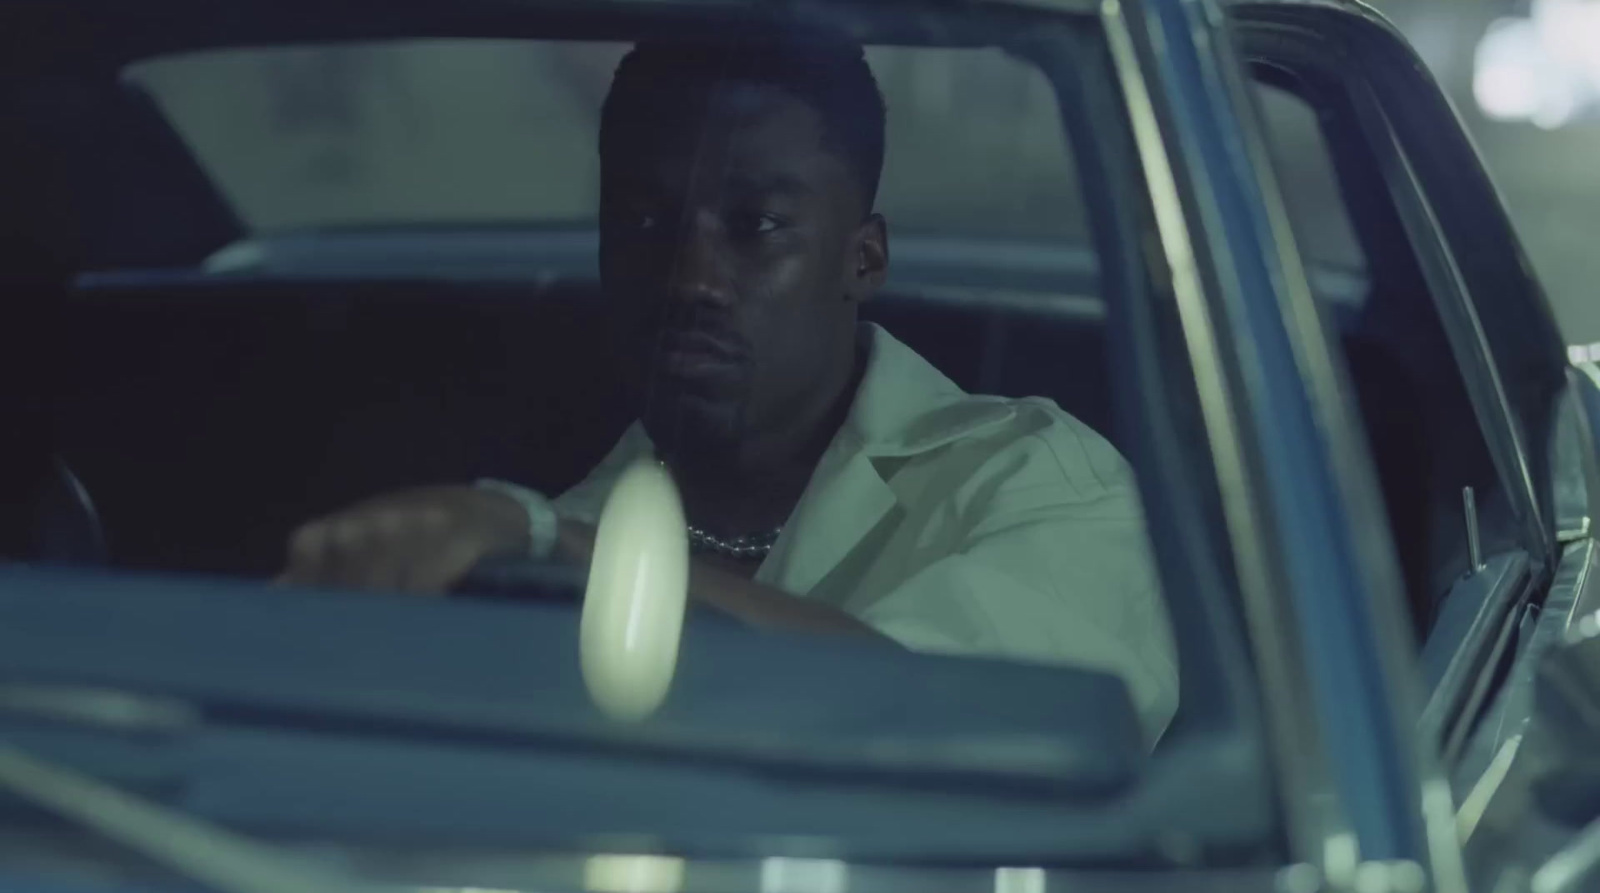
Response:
[855,448,1179,744]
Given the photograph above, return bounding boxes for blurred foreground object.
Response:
[581,459,689,722]
[1474,0,1600,128]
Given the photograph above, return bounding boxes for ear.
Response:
[843,213,889,305]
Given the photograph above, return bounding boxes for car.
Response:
[0,0,1596,891]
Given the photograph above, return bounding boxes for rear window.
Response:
[126,40,1088,242]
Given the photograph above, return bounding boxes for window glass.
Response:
[0,9,1334,875]
[77,35,1197,711]
[1253,81,1365,284]
[1252,75,1512,638]
[128,41,1086,241]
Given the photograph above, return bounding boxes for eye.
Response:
[730,211,784,237]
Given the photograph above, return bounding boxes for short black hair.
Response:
[599,39,887,208]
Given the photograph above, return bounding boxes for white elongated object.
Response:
[581,459,691,722]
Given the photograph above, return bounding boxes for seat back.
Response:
[54,279,1115,575]
[863,295,1114,445]
[55,282,629,574]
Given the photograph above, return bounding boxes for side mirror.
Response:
[1460,611,1600,889]
[1568,363,1600,536]
[1524,624,1600,828]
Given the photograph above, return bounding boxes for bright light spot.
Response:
[1575,610,1600,641]
[1476,63,1541,121]
[1473,0,1600,128]
[1277,864,1322,893]
[1533,92,1579,129]
[1389,861,1428,893]
[1536,0,1600,80]
[759,857,848,893]
[1475,20,1546,120]
[994,867,1047,893]
[1323,832,1361,890]
[584,854,685,893]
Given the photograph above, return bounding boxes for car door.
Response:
[1230,0,1590,887]
[1100,0,1471,884]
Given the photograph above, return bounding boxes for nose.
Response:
[665,211,735,311]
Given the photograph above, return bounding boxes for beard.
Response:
[634,362,753,475]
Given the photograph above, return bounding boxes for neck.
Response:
[671,341,866,536]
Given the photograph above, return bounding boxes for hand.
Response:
[280,486,530,593]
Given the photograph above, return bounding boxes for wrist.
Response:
[474,479,560,560]
[554,517,597,563]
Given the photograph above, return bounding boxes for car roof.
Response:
[0,0,1033,74]
[1,0,1391,75]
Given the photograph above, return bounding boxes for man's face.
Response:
[599,80,886,463]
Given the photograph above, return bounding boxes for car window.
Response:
[127,41,1086,241]
[1251,73,1515,642]
[1252,81,1365,290]
[52,32,1208,731]
[1,7,1281,878]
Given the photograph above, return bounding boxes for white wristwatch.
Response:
[474,479,560,560]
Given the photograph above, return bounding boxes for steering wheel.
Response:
[460,461,692,722]
[456,551,740,630]
[32,458,108,566]
[454,553,588,604]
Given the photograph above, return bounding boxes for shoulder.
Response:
[901,394,1135,506]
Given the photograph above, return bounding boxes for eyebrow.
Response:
[603,165,820,205]
[722,170,816,199]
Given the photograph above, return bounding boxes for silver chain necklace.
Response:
[687,525,784,560]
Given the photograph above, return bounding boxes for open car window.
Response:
[1248,48,1544,790]
[1,3,1280,886]
[1252,69,1522,639]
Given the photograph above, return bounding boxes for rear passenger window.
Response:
[128,41,1086,242]
[1250,74,1514,641]
[1254,82,1364,282]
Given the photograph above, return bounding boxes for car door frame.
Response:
[1102,0,1467,883]
[1228,0,1572,781]
[1226,0,1564,562]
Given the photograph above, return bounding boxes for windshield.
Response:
[0,2,1272,887]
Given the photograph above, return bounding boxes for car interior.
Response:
[3,39,1129,573]
[5,72,1503,645]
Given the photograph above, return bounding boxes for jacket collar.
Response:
[759,323,1015,591]
[854,323,1021,457]
[557,323,1016,591]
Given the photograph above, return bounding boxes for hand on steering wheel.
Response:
[280,486,532,593]
[282,465,691,723]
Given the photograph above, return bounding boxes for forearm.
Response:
[556,519,888,639]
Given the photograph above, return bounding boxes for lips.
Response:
[655,328,747,382]
[659,329,745,361]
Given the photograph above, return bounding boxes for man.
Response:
[282,40,1178,739]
